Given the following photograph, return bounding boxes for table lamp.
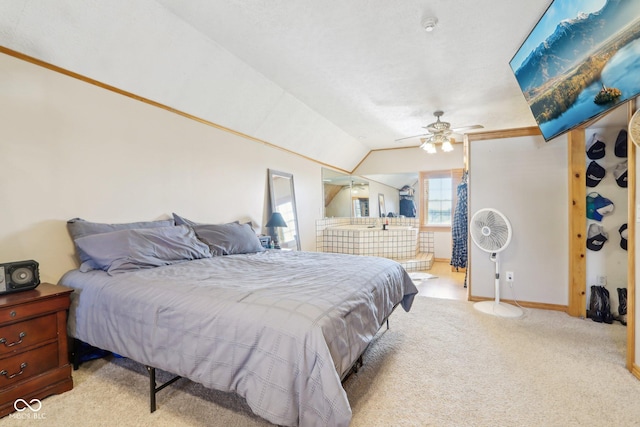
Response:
[266,212,287,249]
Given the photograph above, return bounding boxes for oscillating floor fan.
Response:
[470,208,522,318]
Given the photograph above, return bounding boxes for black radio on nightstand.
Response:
[0,260,40,295]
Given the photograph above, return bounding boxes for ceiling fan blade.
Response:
[451,124,484,133]
[395,133,430,142]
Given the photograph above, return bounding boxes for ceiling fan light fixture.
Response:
[421,141,437,154]
[430,132,449,144]
[394,111,483,147]
[422,17,438,32]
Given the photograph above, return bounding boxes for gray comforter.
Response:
[60,250,417,426]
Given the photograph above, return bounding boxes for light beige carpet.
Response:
[3,297,639,426]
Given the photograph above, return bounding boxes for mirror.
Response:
[268,169,300,250]
[323,168,370,217]
[322,168,419,219]
[378,194,386,217]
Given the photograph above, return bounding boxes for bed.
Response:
[59,217,418,427]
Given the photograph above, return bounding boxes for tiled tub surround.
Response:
[316,218,434,271]
[323,225,418,259]
[326,224,415,230]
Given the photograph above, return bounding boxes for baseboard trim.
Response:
[632,363,640,380]
[468,296,568,313]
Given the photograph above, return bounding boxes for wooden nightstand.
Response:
[0,283,73,417]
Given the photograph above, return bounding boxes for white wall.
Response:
[0,53,323,284]
[355,144,465,175]
[469,133,569,305]
[0,1,370,171]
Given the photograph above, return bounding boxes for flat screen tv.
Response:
[509,0,640,141]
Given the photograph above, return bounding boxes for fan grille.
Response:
[470,209,512,253]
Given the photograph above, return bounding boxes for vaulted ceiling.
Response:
[1,0,557,171]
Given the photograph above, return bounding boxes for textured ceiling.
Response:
[153,0,550,141]
[0,0,556,170]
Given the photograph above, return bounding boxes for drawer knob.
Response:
[0,362,27,379]
[0,332,26,347]
[9,311,16,318]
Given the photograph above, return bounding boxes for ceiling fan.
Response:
[395,111,484,144]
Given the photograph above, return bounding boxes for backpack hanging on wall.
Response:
[588,285,613,324]
[617,288,627,326]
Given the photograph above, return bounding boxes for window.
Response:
[419,169,463,230]
[428,177,452,224]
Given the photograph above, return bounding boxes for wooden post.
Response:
[568,129,586,317]
[626,101,636,372]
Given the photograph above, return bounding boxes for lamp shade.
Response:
[441,140,454,152]
[266,212,288,228]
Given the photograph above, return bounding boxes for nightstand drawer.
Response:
[0,284,73,416]
[0,297,69,324]
[0,342,58,388]
[0,314,57,356]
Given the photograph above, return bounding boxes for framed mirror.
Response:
[378,194,386,217]
[268,169,300,250]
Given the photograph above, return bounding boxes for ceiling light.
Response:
[420,139,437,153]
[422,17,438,32]
[430,133,449,144]
[419,136,454,154]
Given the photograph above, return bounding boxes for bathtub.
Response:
[322,224,418,259]
[327,224,415,231]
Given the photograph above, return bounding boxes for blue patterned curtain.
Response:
[450,172,468,271]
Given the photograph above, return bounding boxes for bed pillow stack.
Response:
[67,214,266,275]
[75,225,212,274]
[68,218,176,272]
[67,218,211,274]
[172,213,265,256]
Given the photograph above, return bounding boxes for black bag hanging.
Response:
[599,287,613,324]
[588,286,612,323]
[617,288,627,326]
[588,285,603,322]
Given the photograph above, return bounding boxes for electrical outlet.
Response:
[506,271,514,282]
[597,275,606,286]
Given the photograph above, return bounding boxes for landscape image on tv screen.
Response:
[510,0,640,141]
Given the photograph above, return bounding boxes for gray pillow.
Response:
[74,225,212,275]
[172,213,246,228]
[67,217,175,271]
[172,213,199,227]
[192,222,265,256]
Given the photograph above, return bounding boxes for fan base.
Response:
[473,301,523,318]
